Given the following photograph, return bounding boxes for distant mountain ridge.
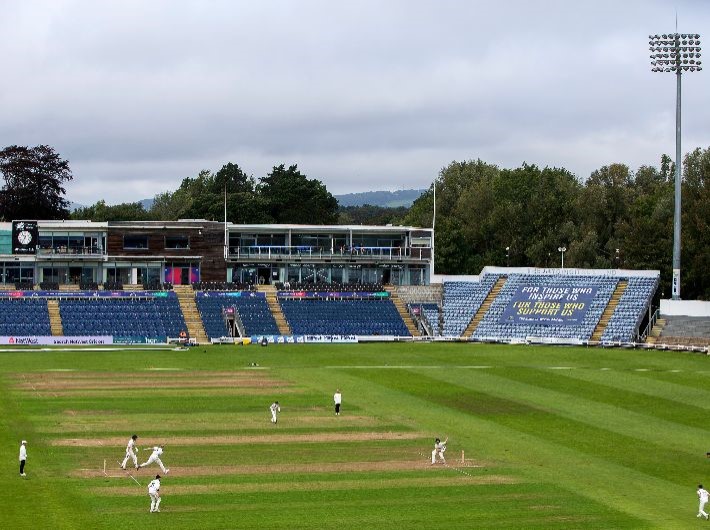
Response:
[71,189,426,213]
[335,189,425,208]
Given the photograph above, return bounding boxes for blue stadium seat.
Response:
[59,296,186,340]
[196,292,279,339]
[279,297,410,336]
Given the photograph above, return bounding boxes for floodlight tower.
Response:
[649,32,702,299]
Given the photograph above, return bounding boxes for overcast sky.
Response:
[1,0,709,205]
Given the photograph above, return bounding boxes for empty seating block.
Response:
[442,275,500,336]
[471,274,617,342]
[196,293,279,339]
[59,297,186,340]
[601,276,658,342]
[0,298,52,335]
[280,298,410,336]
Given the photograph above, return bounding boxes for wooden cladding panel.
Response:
[106,224,226,282]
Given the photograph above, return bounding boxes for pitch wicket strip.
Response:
[116,461,142,486]
[418,450,477,479]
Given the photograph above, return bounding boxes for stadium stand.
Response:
[279,296,410,336]
[442,275,500,336]
[600,276,658,342]
[0,298,52,336]
[195,292,279,339]
[471,274,617,342]
[59,295,186,340]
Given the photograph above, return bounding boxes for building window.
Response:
[165,235,189,249]
[123,235,149,249]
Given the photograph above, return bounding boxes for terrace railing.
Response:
[229,245,430,260]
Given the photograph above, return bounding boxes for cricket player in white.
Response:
[431,437,447,465]
[121,434,139,470]
[148,474,161,513]
[19,440,27,476]
[334,390,342,416]
[139,445,169,474]
[270,401,281,423]
[698,484,709,519]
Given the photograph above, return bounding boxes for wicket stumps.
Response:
[461,450,465,464]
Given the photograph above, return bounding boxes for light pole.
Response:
[505,246,510,267]
[558,246,566,269]
[650,31,702,299]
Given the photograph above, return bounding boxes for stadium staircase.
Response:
[462,276,507,339]
[173,285,210,344]
[384,286,420,336]
[258,285,291,335]
[591,280,627,342]
[645,318,666,345]
[47,299,63,336]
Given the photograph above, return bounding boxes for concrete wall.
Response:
[660,299,710,317]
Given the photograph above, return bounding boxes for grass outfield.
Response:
[1,343,708,529]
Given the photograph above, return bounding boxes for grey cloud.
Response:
[2,0,710,204]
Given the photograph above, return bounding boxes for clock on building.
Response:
[17,230,33,245]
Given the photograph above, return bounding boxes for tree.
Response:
[259,164,338,224]
[337,204,409,225]
[71,200,148,221]
[0,145,73,220]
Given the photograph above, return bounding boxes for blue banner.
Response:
[276,291,389,299]
[196,291,265,299]
[499,285,598,326]
[2,290,175,299]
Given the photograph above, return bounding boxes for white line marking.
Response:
[548,366,574,370]
[145,368,183,371]
[634,368,650,372]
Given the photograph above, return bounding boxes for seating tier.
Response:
[280,298,410,336]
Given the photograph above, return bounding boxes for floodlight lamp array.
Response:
[649,33,702,72]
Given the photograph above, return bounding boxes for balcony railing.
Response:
[228,245,430,260]
[36,246,105,256]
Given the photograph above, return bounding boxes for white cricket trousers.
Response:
[141,454,168,473]
[699,499,708,518]
[121,451,137,468]
[271,411,278,423]
[432,450,445,464]
[149,491,161,512]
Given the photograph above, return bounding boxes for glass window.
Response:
[165,235,189,249]
[123,235,149,249]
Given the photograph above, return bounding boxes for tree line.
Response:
[3,143,710,299]
[403,148,710,300]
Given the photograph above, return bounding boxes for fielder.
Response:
[120,434,139,470]
[19,440,27,477]
[431,437,447,465]
[139,445,169,474]
[270,401,281,423]
[699,484,709,520]
[334,389,342,416]
[148,474,162,513]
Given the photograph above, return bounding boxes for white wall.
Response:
[660,299,710,317]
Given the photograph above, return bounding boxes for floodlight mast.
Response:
[649,32,702,300]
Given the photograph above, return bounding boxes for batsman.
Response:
[431,436,448,465]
